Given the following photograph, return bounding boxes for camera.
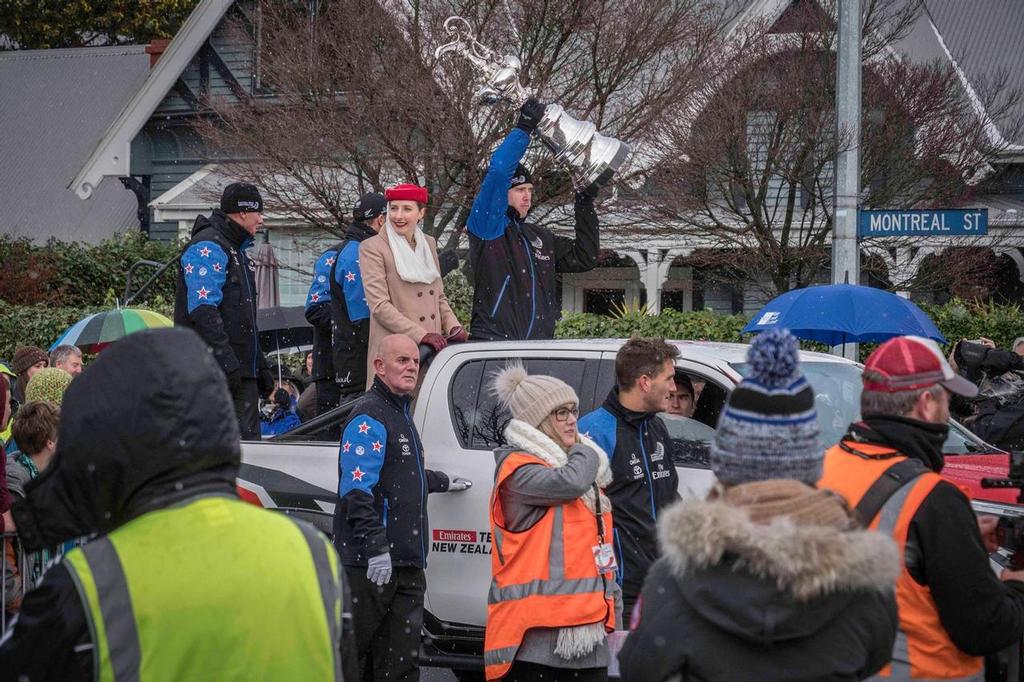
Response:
[981,451,1024,570]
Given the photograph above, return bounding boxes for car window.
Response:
[450,358,590,450]
[661,414,715,468]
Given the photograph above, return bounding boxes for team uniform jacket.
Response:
[579,390,680,606]
[173,211,266,378]
[333,377,449,567]
[328,221,376,393]
[304,247,339,383]
[466,128,599,341]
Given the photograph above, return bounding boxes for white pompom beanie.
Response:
[491,362,578,428]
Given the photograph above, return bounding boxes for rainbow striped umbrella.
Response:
[49,308,172,353]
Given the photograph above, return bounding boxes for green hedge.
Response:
[556,309,749,341]
[3,284,1020,366]
[0,233,182,308]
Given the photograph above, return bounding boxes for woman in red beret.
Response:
[358,183,467,387]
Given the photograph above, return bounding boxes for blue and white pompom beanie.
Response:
[711,329,821,485]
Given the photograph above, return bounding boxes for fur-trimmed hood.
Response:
[657,496,900,644]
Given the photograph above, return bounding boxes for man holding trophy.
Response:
[466,100,601,341]
[438,16,630,342]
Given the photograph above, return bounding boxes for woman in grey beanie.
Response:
[484,362,621,681]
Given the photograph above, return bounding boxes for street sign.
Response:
[859,209,988,237]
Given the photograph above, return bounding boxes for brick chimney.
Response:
[145,39,171,68]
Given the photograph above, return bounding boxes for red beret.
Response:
[385,183,429,204]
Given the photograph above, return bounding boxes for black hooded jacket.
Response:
[173,210,266,379]
[619,494,900,682]
[1,328,242,681]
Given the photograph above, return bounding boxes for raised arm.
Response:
[554,192,600,273]
[467,128,530,240]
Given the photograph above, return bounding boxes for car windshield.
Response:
[730,361,988,454]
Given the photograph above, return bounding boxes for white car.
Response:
[238,338,996,677]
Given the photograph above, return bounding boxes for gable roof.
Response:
[69,0,233,200]
[0,45,150,243]
[920,0,1024,150]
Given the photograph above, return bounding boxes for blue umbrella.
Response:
[743,284,945,345]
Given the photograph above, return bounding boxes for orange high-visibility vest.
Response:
[819,442,984,681]
[484,450,616,680]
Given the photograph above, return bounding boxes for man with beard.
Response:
[819,336,1024,680]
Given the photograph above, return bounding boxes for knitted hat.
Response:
[385,183,428,205]
[220,182,263,213]
[492,362,578,429]
[711,329,821,485]
[25,367,73,406]
[510,164,532,189]
[11,346,48,376]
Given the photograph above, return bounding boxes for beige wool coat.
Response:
[359,229,461,387]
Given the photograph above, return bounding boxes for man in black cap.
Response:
[320,192,389,408]
[466,99,601,341]
[174,181,274,440]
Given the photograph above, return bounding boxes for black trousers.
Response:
[346,565,426,682]
[502,660,608,681]
[233,378,260,440]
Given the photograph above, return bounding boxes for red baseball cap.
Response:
[385,183,428,205]
[862,336,977,397]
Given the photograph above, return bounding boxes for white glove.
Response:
[448,477,473,492]
[367,552,392,586]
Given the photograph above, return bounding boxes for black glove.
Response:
[516,99,547,134]
[258,368,276,397]
[438,249,460,277]
[225,368,242,395]
[576,183,600,201]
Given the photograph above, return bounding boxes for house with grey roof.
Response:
[0,45,150,243]
[13,0,1023,309]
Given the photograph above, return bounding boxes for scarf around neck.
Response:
[847,415,949,472]
[502,419,612,513]
[384,221,440,284]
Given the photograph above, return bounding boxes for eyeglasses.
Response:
[551,406,579,422]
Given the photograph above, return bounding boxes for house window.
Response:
[266,230,337,306]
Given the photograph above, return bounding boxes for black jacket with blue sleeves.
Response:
[304,247,338,382]
[466,128,600,341]
[328,221,376,392]
[173,211,266,378]
[579,389,680,605]
[333,377,449,567]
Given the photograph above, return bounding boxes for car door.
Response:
[416,346,603,627]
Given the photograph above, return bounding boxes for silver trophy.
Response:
[435,16,630,192]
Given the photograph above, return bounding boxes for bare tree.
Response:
[646,0,1023,298]
[194,0,730,247]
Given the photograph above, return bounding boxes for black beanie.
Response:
[220,182,263,213]
[352,192,387,222]
[509,164,532,189]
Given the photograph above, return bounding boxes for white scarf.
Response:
[502,419,612,513]
[385,220,440,284]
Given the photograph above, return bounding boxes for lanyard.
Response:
[593,483,606,543]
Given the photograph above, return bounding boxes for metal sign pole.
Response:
[831,0,862,361]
